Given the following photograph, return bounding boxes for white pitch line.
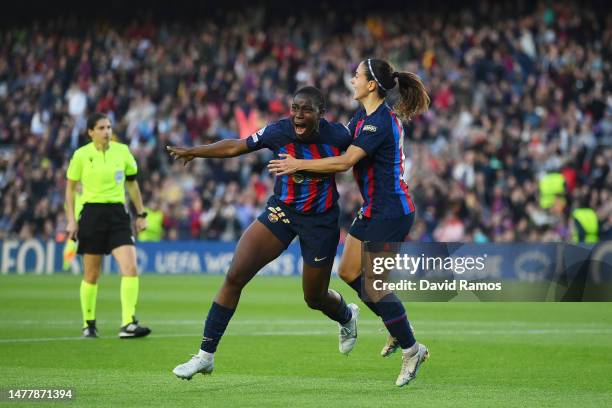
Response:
[1,328,612,344]
[1,319,611,328]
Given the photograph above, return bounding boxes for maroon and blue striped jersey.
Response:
[247,118,351,214]
[349,103,416,220]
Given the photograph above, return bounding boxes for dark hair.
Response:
[363,58,430,121]
[294,86,326,114]
[87,113,109,131]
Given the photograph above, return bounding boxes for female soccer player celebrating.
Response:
[269,59,430,387]
[168,87,358,380]
[65,113,151,339]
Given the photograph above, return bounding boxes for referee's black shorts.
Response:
[77,203,135,255]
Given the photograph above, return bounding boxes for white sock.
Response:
[197,349,214,359]
[402,343,419,356]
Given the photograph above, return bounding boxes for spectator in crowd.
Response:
[0,1,610,243]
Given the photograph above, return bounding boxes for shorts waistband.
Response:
[270,196,338,216]
[83,202,125,207]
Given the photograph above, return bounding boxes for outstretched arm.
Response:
[268,145,367,175]
[166,139,250,165]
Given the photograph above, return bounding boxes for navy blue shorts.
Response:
[348,210,415,242]
[257,196,339,267]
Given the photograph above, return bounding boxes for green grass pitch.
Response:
[1,274,611,407]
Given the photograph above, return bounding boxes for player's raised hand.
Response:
[268,153,301,175]
[166,146,195,166]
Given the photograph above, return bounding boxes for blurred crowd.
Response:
[0,1,610,243]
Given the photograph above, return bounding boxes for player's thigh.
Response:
[301,262,333,303]
[82,254,103,283]
[224,220,288,288]
[338,233,363,283]
[111,245,138,277]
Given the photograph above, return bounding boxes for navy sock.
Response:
[200,302,235,353]
[348,274,380,316]
[324,291,352,325]
[376,293,416,349]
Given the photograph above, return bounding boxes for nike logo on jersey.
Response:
[314,256,328,262]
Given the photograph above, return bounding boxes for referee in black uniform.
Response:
[65,113,151,339]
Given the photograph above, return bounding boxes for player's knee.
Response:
[304,293,325,310]
[121,264,138,277]
[83,269,101,284]
[224,270,248,292]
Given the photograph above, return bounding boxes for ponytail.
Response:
[362,58,429,121]
[393,71,430,121]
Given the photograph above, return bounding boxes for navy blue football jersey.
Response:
[247,118,351,213]
[348,103,416,219]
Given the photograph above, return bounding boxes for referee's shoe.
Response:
[82,320,98,338]
[119,316,151,339]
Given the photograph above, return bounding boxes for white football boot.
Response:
[173,352,214,380]
[338,303,359,355]
[395,342,429,387]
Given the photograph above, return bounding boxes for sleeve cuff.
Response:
[125,174,137,181]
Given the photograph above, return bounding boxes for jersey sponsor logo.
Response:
[291,173,327,184]
[362,125,377,132]
[251,126,267,143]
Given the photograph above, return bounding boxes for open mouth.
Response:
[294,123,308,135]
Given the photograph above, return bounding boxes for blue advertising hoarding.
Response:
[1,240,611,282]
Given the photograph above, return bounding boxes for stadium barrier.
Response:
[0,240,342,276]
[1,240,611,282]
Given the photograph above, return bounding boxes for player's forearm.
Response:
[65,181,76,223]
[126,181,145,213]
[188,139,247,158]
[296,156,352,173]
